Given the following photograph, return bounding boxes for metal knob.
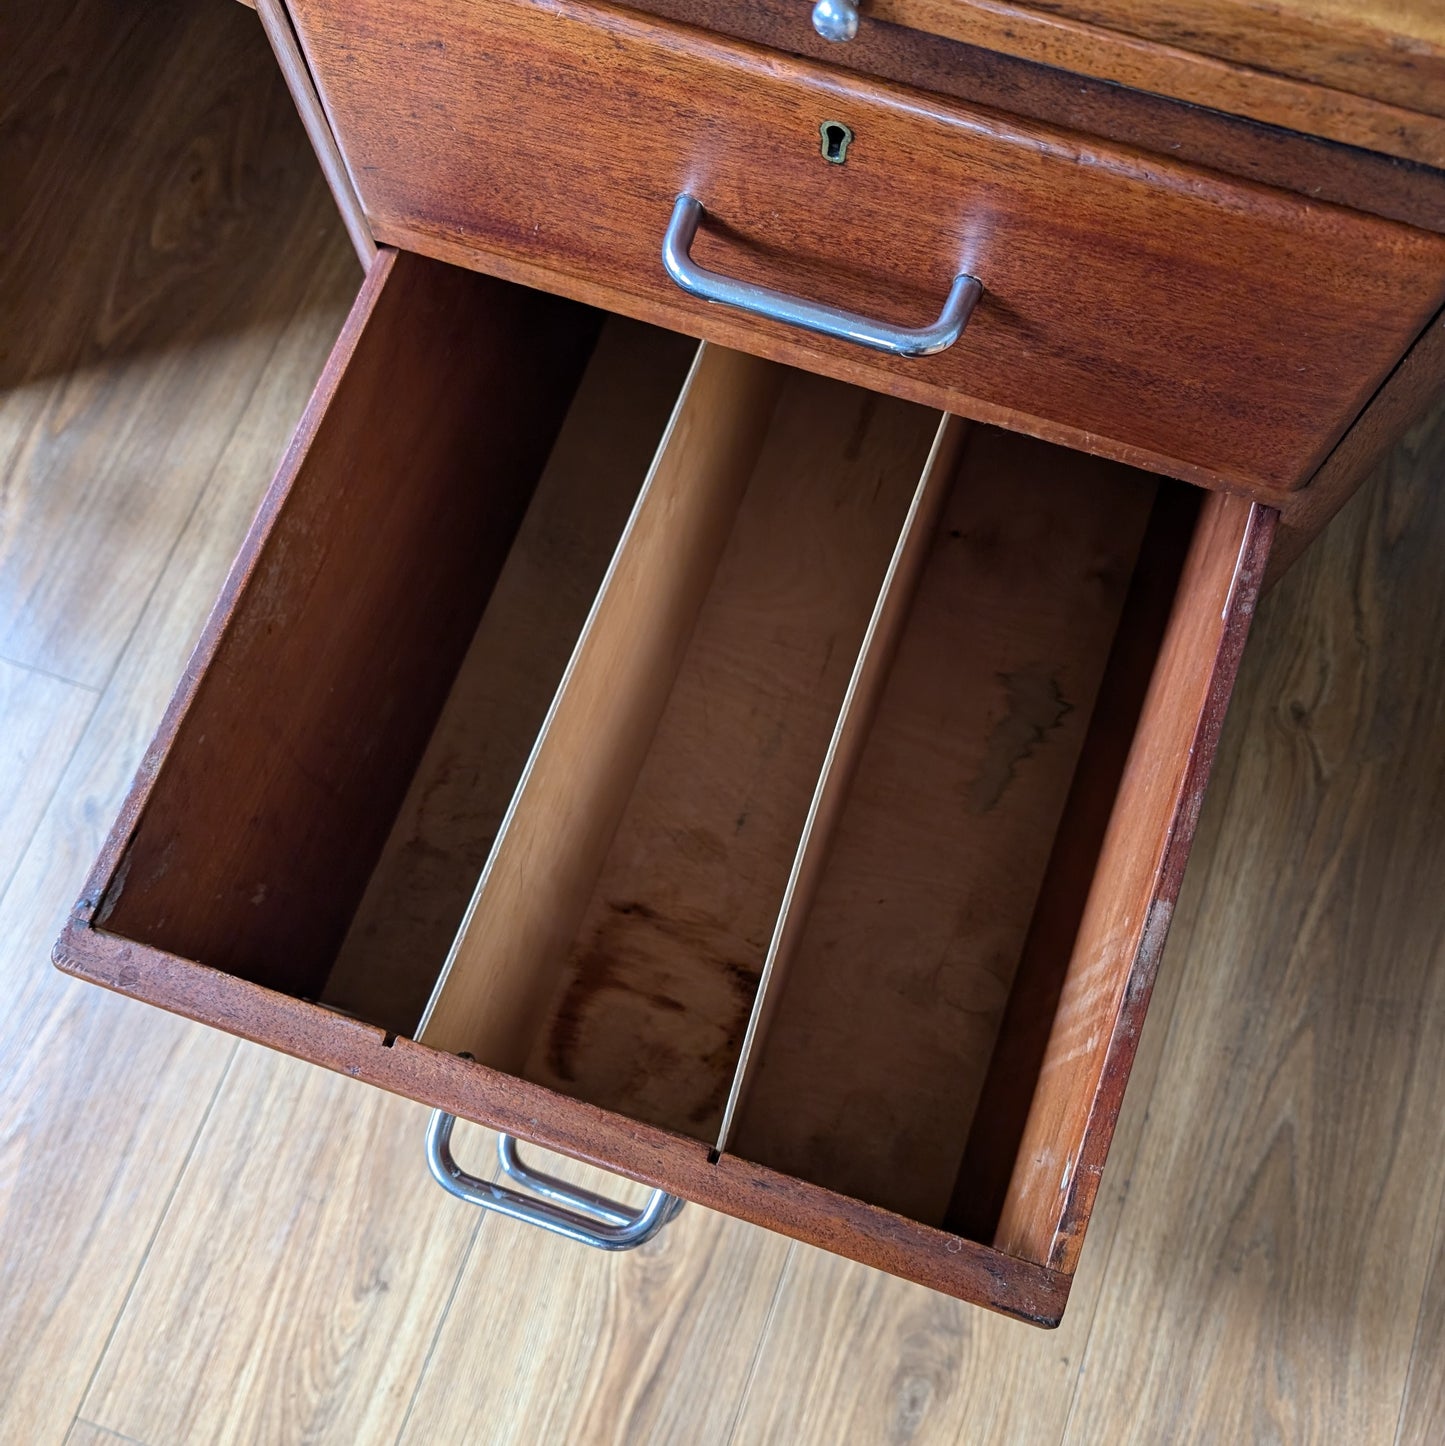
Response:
[812,0,859,42]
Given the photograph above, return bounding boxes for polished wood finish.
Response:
[997,492,1275,1267]
[983,0,1445,117]
[55,241,1274,1319]
[21,13,1445,1416]
[1271,301,1445,584]
[255,0,375,267]
[93,249,599,1000]
[285,0,1445,498]
[633,0,1445,235]
[55,924,1075,1322]
[872,0,1445,167]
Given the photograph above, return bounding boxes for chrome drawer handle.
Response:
[661,194,982,358]
[425,1111,683,1250]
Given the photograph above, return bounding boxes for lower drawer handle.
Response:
[661,193,982,358]
[425,1110,683,1250]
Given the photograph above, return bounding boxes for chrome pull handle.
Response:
[661,194,982,358]
[425,1111,683,1250]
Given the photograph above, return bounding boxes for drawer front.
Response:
[57,247,1270,1328]
[287,0,1445,497]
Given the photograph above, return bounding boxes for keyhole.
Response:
[820,121,853,165]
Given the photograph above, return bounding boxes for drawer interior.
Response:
[95,250,1261,1263]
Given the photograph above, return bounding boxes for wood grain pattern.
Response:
[716,412,966,1151]
[1400,1193,1445,1445]
[56,922,1072,1321]
[978,0,1445,117]
[3,269,360,1446]
[946,484,1199,1241]
[0,4,359,1441]
[0,660,94,894]
[728,755,1208,1446]
[418,345,785,1071]
[870,0,1445,167]
[286,0,1445,497]
[321,318,697,1035]
[730,428,1155,1224]
[0,269,359,1446]
[516,370,936,1138]
[1063,393,1445,1446]
[1270,302,1445,584]
[80,1047,478,1446]
[397,1144,794,1446]
[0,0,355,688]
[57,286,1265,1320]
[95,249,599,1002]
[997,494,1274,1267]
[64,1424,142,1446]
[255,0,375,267]
[17,15,1445,1408]
[633,0,1445,235]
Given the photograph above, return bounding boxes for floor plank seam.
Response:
[0,653,103,693]
[69,1418,151,1446]
[0,698,101,914]
[391,1208,488,1445]
[69,1041,242,1434]
[721,1240,796,1446]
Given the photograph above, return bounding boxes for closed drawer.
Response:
[284,0,1445,498]
[56,248,1272,1327]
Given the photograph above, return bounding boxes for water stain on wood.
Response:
[966,666,1073,813]
[542,898,760,1136]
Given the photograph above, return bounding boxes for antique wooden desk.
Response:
[55,0,1445,1325]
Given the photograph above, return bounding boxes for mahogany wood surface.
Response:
[966,0,1445,117]
[46,240,1234,1323]
[1271,301,1445,584]
[27,0,1445,1422]
[255,0,375,267]
[996,493,1275,1268]
[630,0,1445,235]
[870,0,1445,167]
[55,922,1072,1324]
[52,260,1261,1320]
[93,249,599,1001]
[285,0,1445,499]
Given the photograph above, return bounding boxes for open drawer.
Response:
[55,248,1273,1327]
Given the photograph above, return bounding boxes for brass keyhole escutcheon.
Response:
[820,121,854,164]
